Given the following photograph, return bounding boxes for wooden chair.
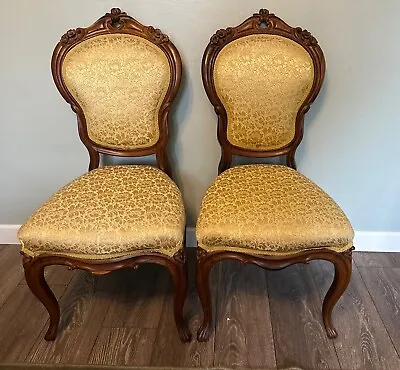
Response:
[18,8,191,342]
[196,9,354,341]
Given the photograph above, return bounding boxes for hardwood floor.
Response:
[0,245,399,369]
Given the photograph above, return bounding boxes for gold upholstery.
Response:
[19,166,185,259]
[214,34,314,150]
[62,34,170,150]
[196,165,354,256]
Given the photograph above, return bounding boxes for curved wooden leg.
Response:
[24,258,60,341]
[322,250,353,338]
[168,257,191,343]
[196,249,213,342]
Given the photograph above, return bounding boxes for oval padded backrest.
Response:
[62,33,170,150]
[214,34,314,150]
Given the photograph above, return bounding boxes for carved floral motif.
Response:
[60,28,85,44]
[293,27,318,45]
[147,26,169,44]
[107,7,126,24]
[197,247,208,259]
[173,248,186,263]
[256,8,274,28]
[209,9,318,48]
[20,251,32,268]
[105,8,126,27]
[258,8,270,19]
[341,246,355,259]
[210,27,234,46]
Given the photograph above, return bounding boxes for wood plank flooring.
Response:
[0,244,399,369]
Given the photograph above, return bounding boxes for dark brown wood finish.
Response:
[0,285,66,363]
[1,246,400,368]
[52,8,182,175]
[0,245,24,307]
[198,9,351,343]
[89,328,158,366]
[214,261,276,368]
[22,250,191,343]
[354,251,400,268]
[358,266,400,355]
[22,8,190,343]
[266,264,340,369]
[26,271,110,364]
[202,9,325,173]
[196,247,352,341]
[312,261,400,369]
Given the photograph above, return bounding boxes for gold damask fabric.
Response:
[19,166,185,259]
[214,34,314,150]
[196,165,354,255]
[62,34,170,150]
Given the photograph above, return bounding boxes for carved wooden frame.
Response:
[202,8,326,173]
[22,246,191,342]
[22,8,190,343]
[197,9,352,342]
[52,7,182,176]
[196,246,353,341]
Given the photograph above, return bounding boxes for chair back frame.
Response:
[202,9,326,173]
[52,8,182,176]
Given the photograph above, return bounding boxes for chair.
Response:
[18,8,191,342]
[196,9,354,341]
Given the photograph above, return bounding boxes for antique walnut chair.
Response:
[18,8,191,342]
[196,9,354,341]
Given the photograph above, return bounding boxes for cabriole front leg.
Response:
[322,247,353,338]
[170,249,191,342]
[22,255,60,341]
[196,248,213,342]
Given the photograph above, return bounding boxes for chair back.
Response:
[202,9,325,172]
[52,8,182,174]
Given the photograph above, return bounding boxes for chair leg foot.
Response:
[197,323,212,342]
[322,251,352,339]
[325,326,338,339]
[169,260,191,343]
[176,324,192,343]
[196,254,213,342]
[24,259,60,341]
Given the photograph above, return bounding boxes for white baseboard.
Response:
[353,231,400,253]
[1,225,399,253]
[0,225,20,245]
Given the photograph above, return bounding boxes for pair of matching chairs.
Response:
[18,8,354,344]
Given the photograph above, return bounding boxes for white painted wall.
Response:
[1,0,399,235]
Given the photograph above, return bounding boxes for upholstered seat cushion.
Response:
[196,165,354,255]
[19,166,185,259]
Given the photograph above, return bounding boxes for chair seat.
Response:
[19,165,185,259]
[196,165,354,255]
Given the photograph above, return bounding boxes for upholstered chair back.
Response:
[52,8,181,173]
[202,9,325,171]
[214,34,314,151]
[62,34,170,150]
